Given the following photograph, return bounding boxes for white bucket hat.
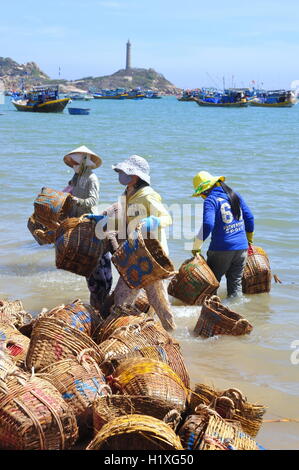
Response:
[112,155,151,184]
[63,145,102,169]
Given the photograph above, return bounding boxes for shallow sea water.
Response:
[0,95,299,449]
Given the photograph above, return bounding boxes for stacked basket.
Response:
[179,406,260,450]
[190,383,266,437]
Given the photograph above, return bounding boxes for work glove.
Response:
[85,214,106,222]
[246,231,254,245]
[192,237,203,258]
[192,249,201,257]
[140,216,161,231]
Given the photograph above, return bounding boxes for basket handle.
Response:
[211,396,236,419]
[231,318,252,335]
[77,348,104,372]
[222,388,247,408]
[163,409,181,431]
[205,295,221,305]
[194,403,221,418]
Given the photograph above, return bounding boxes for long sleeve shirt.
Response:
[120,186,172,255]
[68,170,99,217]
[195,186,254,251]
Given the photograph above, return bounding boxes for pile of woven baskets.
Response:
[0,296,266,450]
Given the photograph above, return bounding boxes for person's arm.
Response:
[240,195,254,243]
[147,196,172,228]
[73,177,99,212]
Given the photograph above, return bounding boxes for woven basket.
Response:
[86,414,183,450]
[111,227,175,289]
[97,319,175,375]
[179,406,260,450]
[242,245,272,294]
[0,369,78,450]
[103,343,190,388]
[38,350,111,437]
[34,187,73,230]
[0,299,32,328]
[25,317,104,372]
[0,348,16,380]
[168,255,219,305]
[108,358,188,412]
[27,214,56,245]
[93,304,150,344]
[55,216,106,277]
[93,395,181,433]
[194,295,253,338]
[190,384,266,437]
[46,299,102,338]
[0,322,30,366]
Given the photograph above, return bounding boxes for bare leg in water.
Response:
[114,277,176,331]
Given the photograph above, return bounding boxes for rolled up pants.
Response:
[207,249,248,297]
[113,276,176,331]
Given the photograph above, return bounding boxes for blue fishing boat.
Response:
[194,89,248,107]
[249,89,297,107]
[68,107,90,115]
[11,85,70,112]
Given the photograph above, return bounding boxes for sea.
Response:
[0,95,298,450]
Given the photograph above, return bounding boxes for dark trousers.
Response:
[207,249,248,297]
[86,252,112,316]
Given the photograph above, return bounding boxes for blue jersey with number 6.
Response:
[202,186,254,251]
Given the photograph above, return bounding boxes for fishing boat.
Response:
[93,88,127,99]
[145,90,162,99]
[125,88,146,99]
[249,90,297,107]
[177,89,199,101]
[194,89,248,107]
[66,92,94,101]
[11,85,69,113]
[68,107,90,115]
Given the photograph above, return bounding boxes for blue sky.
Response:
[1,0,299,89]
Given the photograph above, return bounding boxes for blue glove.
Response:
[85,214,105,222]
[141,216,161,231]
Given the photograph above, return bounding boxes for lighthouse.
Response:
[126,39,131,70]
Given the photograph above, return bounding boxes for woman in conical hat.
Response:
[63,145,102,217]
[192,171,254,298]
[63,145,112,312]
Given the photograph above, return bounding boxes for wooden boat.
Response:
[194,97,248,107]
[93,88,127,99]
[249,90,296,107]
[12,85,69,113]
